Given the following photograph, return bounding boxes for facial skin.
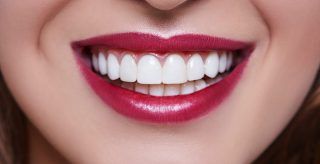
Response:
[0,0,319,163]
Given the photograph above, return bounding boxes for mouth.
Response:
[72,33,253,123]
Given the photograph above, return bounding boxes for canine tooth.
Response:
[181,81,195,95]
[163,54,187,84]
[187,54,205,81]
[121,82,134,91]
[226,52,233,70]
[137,55,162,84]
[205,52,219,78]
[98,52,108,75]
[120,54,137,82]
[219,52,227,73]
[194,80,207,91]
[164,84,180,96]
[92,54,99,72]
[135,83,149,94]
[107,53,120,80]
[149,84,164,96]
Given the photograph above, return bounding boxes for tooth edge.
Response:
[120,54,137,82]
[107,53,120,80]
[98,52,108,75]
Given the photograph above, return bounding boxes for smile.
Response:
[72,33,253,123]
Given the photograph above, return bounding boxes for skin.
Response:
[0,0,319,163]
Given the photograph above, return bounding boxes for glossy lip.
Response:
[72,32,252,123]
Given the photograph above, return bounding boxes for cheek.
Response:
[0,1,68,48]
[251,1,320,116]
[224,1,320,160]
[252,0,320,37]
[0,0,69,109]
[251,0,320,84]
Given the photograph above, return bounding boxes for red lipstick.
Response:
[73,33,252,123]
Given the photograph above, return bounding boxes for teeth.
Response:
[137,55,162,84]
[135,83,149,94]
[107,53,120,80]
[164,84,181,96]
[92,54,99,72]
[98,52,108,75]
[226,52,233,71]
[219,52,227,73]
[149,84,165,96]
[187,54,205,81]
[163,54,187,84]
[119,77,225,96]
[194,80,207,91]
[205,52,219,78]
[120,54,137,82]
[181,81,195,95]
[121,82,206,96]
[92,49,236,96]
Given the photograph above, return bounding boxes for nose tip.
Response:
[144,0,189,11]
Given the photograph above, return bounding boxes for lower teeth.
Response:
[107,74,226,97]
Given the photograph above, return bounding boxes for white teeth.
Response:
[120,54,137,82]
[181,81,195,95]
[149,84,164,96]
[163,54,187,84]
[107,53,120,80]
[205,52,219,78]
[219,52,227,73]
[187,54,205,81]
[135,83,149,94]
[98,52,108,75]
[164,84,181,96]
[92,49,236,96]
[194,80,207,91]
[137,55,162,84]
[226,52,233,71]
[92,54,99,72]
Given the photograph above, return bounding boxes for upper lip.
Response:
[73,32,250,53]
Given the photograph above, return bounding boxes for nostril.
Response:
[144,0,189,11]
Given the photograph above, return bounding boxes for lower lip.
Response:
[77,56,248,123]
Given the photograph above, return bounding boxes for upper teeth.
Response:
[163,54,187,84]
[92,50,234,85]
[137,55,162,84]
[120,54,137,82]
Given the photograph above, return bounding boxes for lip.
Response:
[72,32,252,123]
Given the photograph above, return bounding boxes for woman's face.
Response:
[0,0,319,163]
